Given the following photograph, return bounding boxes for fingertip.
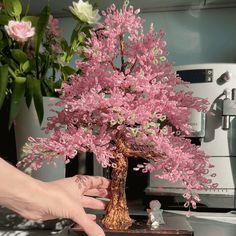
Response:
[72,207,105,236]
[82,219,105,236]
[100,189,109,197]
[82,196,107,210]
[99,176,111,188]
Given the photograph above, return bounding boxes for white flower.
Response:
[69,0,100,25]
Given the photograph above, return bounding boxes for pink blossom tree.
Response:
[19,2,216,230]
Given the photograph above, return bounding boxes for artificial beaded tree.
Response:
[20,2,216,230]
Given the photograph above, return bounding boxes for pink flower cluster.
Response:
[5,20,35,43]
[47,15,64,37]
[45,15,64,55]
[20,3,216,210]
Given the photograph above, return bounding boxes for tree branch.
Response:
[115,130,163,161]
[123,59,137,76]
[110,61,121,72]
[119,35,125,73]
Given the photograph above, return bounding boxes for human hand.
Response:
[44,176,111,235]
[0,167,110,236]
[0,159,110,235]
[28,175,110,236]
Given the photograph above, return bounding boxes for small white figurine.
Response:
[147,200,165,229]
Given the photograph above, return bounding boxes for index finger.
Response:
[72,204,105,236]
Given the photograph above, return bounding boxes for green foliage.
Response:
[3,0,22,17]
[11,49,28,63]
[32,79,43,125]
[0,65,9,109]
[0,15,12,25]
[35,6,50,80]
[0,0,95,128]
[21,16,38,27]
[9,76,26,128]
[25,76,34,107]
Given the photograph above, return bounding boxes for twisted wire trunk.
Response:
[102,153,133,230]
[102,130,161,230]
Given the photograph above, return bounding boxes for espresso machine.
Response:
[146,63,236,210]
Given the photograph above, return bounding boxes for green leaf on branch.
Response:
[61,66,76,78]
[11,49,28,63]
[54,80,62,90]
[21,61,31,72]
[70,28,79,45]
[9,76,26,129]
[61,39,69,51]
[41,79,54,97]
[22,16,38,27]
[3,0,22,17]
[32,79,44,125]
[25,76,34,107]
[0,15,12,25]
[35,6,50,80]
[0,40,8,51]
[7,58,18,72]
[0,64,9,110]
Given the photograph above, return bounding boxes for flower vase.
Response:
[14,97,65,181]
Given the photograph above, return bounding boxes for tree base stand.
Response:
[71,212,193,236]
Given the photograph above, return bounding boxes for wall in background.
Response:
[143,8,236,65]
[61,7,236,66]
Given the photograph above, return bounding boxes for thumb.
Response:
[72,206,105,236]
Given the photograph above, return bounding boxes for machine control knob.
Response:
[221,71,231,82]
[217,71,232,85]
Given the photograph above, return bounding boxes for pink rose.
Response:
[5,20,35,43]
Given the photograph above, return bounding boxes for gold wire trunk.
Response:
[102,131,161,230]
[102,154,133,230]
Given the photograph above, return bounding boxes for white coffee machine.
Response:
[146,63,236,209]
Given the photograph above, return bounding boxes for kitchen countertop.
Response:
[1,207,236,236]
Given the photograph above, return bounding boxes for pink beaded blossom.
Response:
[20,3,216,211]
